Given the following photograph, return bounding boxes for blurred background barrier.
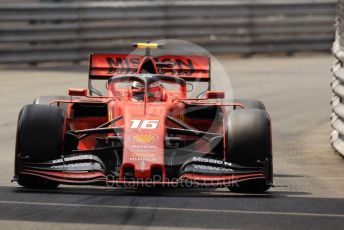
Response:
[331,0,344,157]
[0,0,337,64]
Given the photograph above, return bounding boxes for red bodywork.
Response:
[18,52,269,187]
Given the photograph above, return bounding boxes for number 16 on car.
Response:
[130,120,159,129]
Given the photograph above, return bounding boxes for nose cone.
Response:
[120,104,166,180]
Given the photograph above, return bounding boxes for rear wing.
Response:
[89,53,210,81]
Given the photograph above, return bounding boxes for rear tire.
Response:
[33,96,70,105]
[33,96,70,114]
[226,108,272,193]
[15,104,64,189]
[230,99,265,110]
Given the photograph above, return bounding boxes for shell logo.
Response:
[130,133,158,144]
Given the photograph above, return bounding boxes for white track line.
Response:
[0,200,343,218]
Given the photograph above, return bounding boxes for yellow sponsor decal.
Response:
[130,133,158,144]
[135,43,159,49]
[108,110,112,121]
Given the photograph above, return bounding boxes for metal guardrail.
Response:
[0,0,337,64]
[331,0,344,157]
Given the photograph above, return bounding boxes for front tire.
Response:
[15,104,64,189]
[226,108,272,193]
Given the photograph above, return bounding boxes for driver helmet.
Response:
[131,81,163,101]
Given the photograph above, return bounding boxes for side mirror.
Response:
[68,88,87,97]
[205,91,225,99]
[186,83,193,92]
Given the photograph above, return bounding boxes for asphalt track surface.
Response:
[0,54,343,229]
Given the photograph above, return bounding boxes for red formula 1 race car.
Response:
[13,43,273,193]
